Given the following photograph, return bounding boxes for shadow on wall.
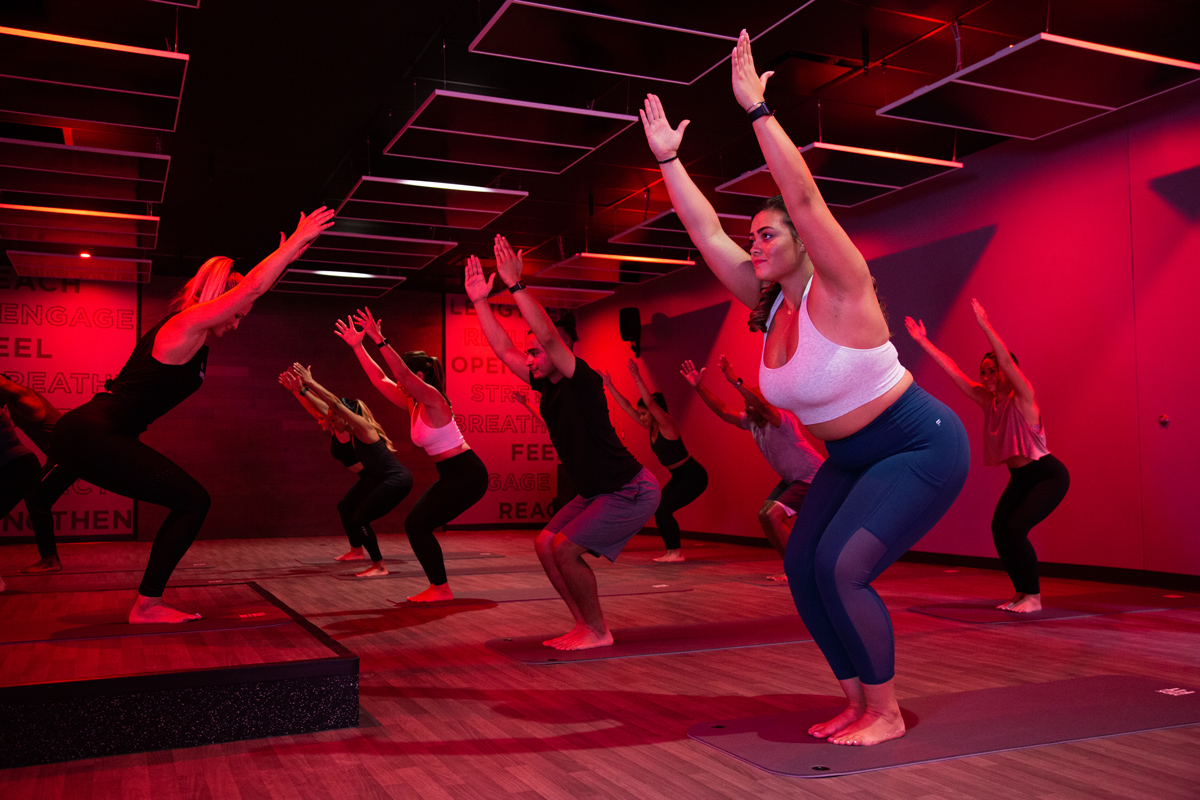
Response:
[638,300,733,400]
[870,226,996,369]
[1150,163,1200,221]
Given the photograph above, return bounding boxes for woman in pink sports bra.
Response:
[906,300,1069,613]
[639,30,970,746]
[335,308,488,603]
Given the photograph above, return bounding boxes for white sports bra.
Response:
[410,405,467,456]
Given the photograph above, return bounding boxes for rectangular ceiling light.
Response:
[0,137,170,203]
[7,250,150,282]
[294,230,457,271]
[877,33,1200,139]
[538,251,694,283]
[384,90,637,174]
[525,284,615,309]
[336,176,528,230]
[715,142,962,207]
[0,203,158,248]
[274,268,406,298]
[0,26,189,133]
[609,209,751,250]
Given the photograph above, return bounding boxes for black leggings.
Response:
[51,408,211,597]
[31,462,79,557]
[1,453,41,529]
[404,450,489,585]
[654,457,709,550]
[992,454,1070,595]
[337,468,413,563]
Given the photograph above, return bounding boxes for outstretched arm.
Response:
[352,308,448,419]
[0,373,49,421]
[904,316,989,407]
[641,94,761,309]
[972,299,1036,405]
[492,235,576,379]
[290,363,377,442]
[332,316,410,410]
[279,368,331,423]
[601,369,647,427]
[681,359,742,427]
[465,254,531,384]
[718,354,781,426]
[628,359,679,437]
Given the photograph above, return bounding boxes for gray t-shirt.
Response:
[739,408,823,484]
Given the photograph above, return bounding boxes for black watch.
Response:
[508,280,527,294]
[746,101,772,123]
[734,377,744,387]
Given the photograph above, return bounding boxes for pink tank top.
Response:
[759,278,905,425]
[983,393,1050,466]
[410,405,467,456]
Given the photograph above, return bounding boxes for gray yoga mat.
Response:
[296,552,502,566]
[334,562,545,580]
[486,614,810,664]
[687,674,1200,778]
[389,583,693,606]
[1,564,214,577]
[0,604,291,645]
[909,587,1200,624]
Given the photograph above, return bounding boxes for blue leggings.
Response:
[784,383,969,685]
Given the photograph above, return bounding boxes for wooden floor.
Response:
[2,532,1198,799]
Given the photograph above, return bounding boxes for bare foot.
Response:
[653,549,685,563]
[1007,593,1042,613]
[808,706,864,739]
[996,592,1022,610]
[543,624,586,647]
[407,583,452,603]
[552,627,614,650]
[335,548,367,562]
[128,594,201,624]
[20,555,62,573]
[827,710,906,746]
[767,573,788,583]
[355,563,388,578]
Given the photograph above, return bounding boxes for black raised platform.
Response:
[0,582,358,769]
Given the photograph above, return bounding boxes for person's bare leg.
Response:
[128,593,201,623]
[808,677,865,738]
[653,548,684,563]
[760,500,792,582]
[355,560,388,577]
[1006,592,1042,612]
[335,547,367,562]
[20,555,62,573]
[550,536,612,650]
[534,529,586,645]
[827,679,906,746]
[407,582,452,602]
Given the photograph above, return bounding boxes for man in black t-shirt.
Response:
[466,236,660,651]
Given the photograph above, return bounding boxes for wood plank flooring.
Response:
[1,532,1198,799]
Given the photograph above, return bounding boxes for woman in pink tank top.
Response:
[906,300,1070,613]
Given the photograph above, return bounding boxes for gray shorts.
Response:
[766,479,810,518]
[546,467,661,561]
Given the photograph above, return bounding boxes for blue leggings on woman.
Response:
[784,383,969,685]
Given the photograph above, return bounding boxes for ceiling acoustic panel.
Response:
[715,142,962,207]
[7,250,151,283]
[383,90,637,174]
[609,209,751,250]
[0,203,158,249]
[525,284,614,309]
[0,26,188,133]
[877,33,1200,140]
[538,252,694,284]
[275,268,405,299]
[337,177,527,230]
[0,137,170,204]
[294,230,457,272]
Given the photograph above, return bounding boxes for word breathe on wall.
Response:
[0,271,137,540]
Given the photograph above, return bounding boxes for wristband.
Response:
[657,154,679,164]
[734,377,743,387]
[746,101,772,123]
[508,281,526,294]
[299,386,308,396]
[378,337,389,347]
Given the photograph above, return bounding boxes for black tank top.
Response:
[649,432,689,467]
[330,435,360,468]
[354,436,407,478]
[97,314,208,433]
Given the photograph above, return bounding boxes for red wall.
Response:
[578,80,1200,576]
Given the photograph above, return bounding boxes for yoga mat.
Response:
[687,675,1200,778]
[486,614,810,664]
[909,586,1200,624]
[0,603,292,645]
[2,564,213,577]
[389,584,694,606]
[296,551,502,566]
[334,563,545,581]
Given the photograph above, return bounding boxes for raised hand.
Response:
[284,207,336,262]
[291,362,314,384]
[513,389,531,408]
[731,29,774,112]
[627,358,643,382]
[718,354,739,384]
[600,369,615,388]
[464,254,495,303]
[970,298,990,329]
[680,359,705,387]
[353,307,384,344]
[639,94,690,162]
[904,316,928,342]
[492,235,524,287]
[334,316,366,348]
[279,370,301,393]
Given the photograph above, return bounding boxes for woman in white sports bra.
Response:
[639,30,971,746]
[335,308,488,603]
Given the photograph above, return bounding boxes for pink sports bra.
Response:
[759,277,905,425]
[410,406,467,456]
